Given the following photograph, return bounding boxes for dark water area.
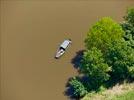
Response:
[0,0,134,100]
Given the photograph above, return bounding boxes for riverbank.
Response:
[82,82,134,100]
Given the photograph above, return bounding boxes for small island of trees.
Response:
[66,8,134,99]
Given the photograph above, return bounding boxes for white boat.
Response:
[55,39,72,59]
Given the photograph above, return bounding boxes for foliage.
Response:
[124,8,134,26]
[120,7,134,79]
[106,40,134,80]
[68,77,88,98]
[80,47,111,90]
[85,17,124,52]
[121,8,134,47]
[128,66,134,79]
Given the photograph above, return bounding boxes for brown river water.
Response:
[0,0,134,100]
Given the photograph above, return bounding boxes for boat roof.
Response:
[60,40,71,49]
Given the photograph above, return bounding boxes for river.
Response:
[1,0,134,100]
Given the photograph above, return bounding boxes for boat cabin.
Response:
[60,39,71,50]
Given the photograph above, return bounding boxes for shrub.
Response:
[69,77,88,98]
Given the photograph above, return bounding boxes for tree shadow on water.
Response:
[64,50,87,100]
[64,86,79,100]
[64,77,83,100]
[71,50,85,70]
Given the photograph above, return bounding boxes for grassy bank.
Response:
[112,90,134,100]
[82,82,134,100]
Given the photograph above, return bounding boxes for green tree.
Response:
[106,40,134,80]
[121,8,134,47]
[69,77,88,98]
[85,17,124,52]
[80,47,111,90]
[121,8,134,79]
[128,66,134,79]
[124,8,134,26]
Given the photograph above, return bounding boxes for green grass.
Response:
[82,82,134,100]
[111,90,134,100]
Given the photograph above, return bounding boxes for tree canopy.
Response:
[80,47,111,90]
[122,8,134,47]
[125,8,134,26]
[85,17,124,52]
[106,40,134,80]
